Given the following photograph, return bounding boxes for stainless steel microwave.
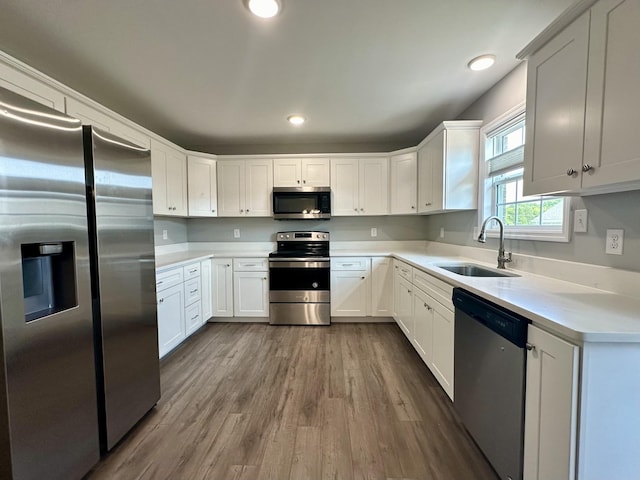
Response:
[272,186,331,220]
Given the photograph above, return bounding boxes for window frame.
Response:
[477,102,572,243]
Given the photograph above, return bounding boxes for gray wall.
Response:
[439,63,640,272]
[188,215,430,243]
[154,217,188,246]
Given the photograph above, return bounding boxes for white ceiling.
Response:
[0,0,574,154]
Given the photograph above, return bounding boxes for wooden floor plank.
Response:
[87,323,499,480]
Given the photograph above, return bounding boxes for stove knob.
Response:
[323,234,328,239]
[285,234,290,239]
[312,282,318,288]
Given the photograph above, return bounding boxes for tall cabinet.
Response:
[151,139,188,216]
[389,151,418,214]
[187,155,217,217]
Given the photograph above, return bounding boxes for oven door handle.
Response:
[269,261,330,268]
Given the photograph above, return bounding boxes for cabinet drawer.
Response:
[331,257,370,271]
[184,277,202,305]
[233,258,268,271]
[156,267,184,292]
[394,260,413,280]
[183,262,201,280]
[413,268,454,310]
[185,301,203,336]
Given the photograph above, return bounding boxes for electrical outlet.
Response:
[162,229,168,240]
[605,229,624,255]
[233,228,240,239]
[473,226,479,240]
[371,227,377,237]
[440,227,445,239]
[574,209,588,233]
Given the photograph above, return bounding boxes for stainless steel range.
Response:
[269,231,330,325]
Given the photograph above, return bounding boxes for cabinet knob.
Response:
[526,343,536,351]
[240,209,244,213]
[354,208,358,212]
[566,168,577,177]
[582,164,594,173]
[263,277,267,280]
[159,298,164,304]
[297,180,300,184]
[212,209,216,213]
[361,276,365,280]
[411,206,415,209]
[226,264,230,267]
[303,180,306,184]
[246,209,250,213]
[360,208,364,212]
[407,289,411,293]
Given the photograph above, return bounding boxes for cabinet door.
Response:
[359,157,389,215]
[395,277,414,337]
[157,284,185,358]
[233,271,269,317]
[431,299,454,400]
[371,257,393,316]
[187,156,217,216]
[245,159,273,217]
[390,152,417,214]
[523,12,590,196]
[151,140,187,216]
[524,325,579,480]
[412,288,433,365]
[330,158,360,216]
[185,301,203,337]
[273,158,301,187]
[217,161,245,217]
[212,259,234,317]
[422,131,446,212]
[301,157,330,186]
[417,142,432,213]
[331,270,369,317]
[583,0,640,189]
[200,259,212,322]
[0,61,65,111]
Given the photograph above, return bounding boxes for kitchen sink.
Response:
[436,264,520,278]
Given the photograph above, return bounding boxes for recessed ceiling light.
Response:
[287,115,306,126]
[247,0,281,18]
[468,54,496,71]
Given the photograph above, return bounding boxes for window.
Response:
[479,104,570,242]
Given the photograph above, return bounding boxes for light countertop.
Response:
[157,247,640,343]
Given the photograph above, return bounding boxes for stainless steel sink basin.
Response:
[437,264,520,278]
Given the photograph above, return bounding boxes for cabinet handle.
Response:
[566,168,577,177]
[425,202,432,206]
[243,264,257,267]
[341,263,354,267]
[407,289,411,293]
[156,281,164,286]
[191,315,199,320]
[582,164,594,173]
[190,289,198,294]
[189,269,197,273]
[159,298,164,304]
[526,343,535,351]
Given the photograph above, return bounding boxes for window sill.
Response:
[483,229,570,243]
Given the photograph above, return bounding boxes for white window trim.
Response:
[477,102,572,243]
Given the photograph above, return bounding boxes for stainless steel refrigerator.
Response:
[0,86,160,479]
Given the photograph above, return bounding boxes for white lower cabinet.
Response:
[156,283,185,359]
[156,260,207,358]
[233,271,269,317]
[212,258,234,317]
[524,325,580,480]
[331,257,393,318]
[200,259,213,321]
[392,259,455,400]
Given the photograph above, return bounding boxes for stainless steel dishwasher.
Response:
[452,288,530,480]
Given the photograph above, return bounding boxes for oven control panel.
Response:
[276,231,329,241]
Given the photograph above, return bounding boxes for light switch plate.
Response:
[574,209,588,233]
[605,229,624,255]
[370,227,377,237]
[162,229,168,240]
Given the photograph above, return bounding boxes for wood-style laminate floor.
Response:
[87,323,499,480]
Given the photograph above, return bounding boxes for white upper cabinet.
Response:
[273,157,330,187]
[65,97,150,148]
[151,139,188,216]
[390,152,417,214]
[522,0,640,195]
[523,12,590,196]
[331,157,389,216]
[0,60,65,112]
[417,121,481,214]
[187,155,217,217]
[217,159,273,217]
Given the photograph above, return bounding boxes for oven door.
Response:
[269,260,330,303]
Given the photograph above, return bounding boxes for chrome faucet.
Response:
[478,216,512,269]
